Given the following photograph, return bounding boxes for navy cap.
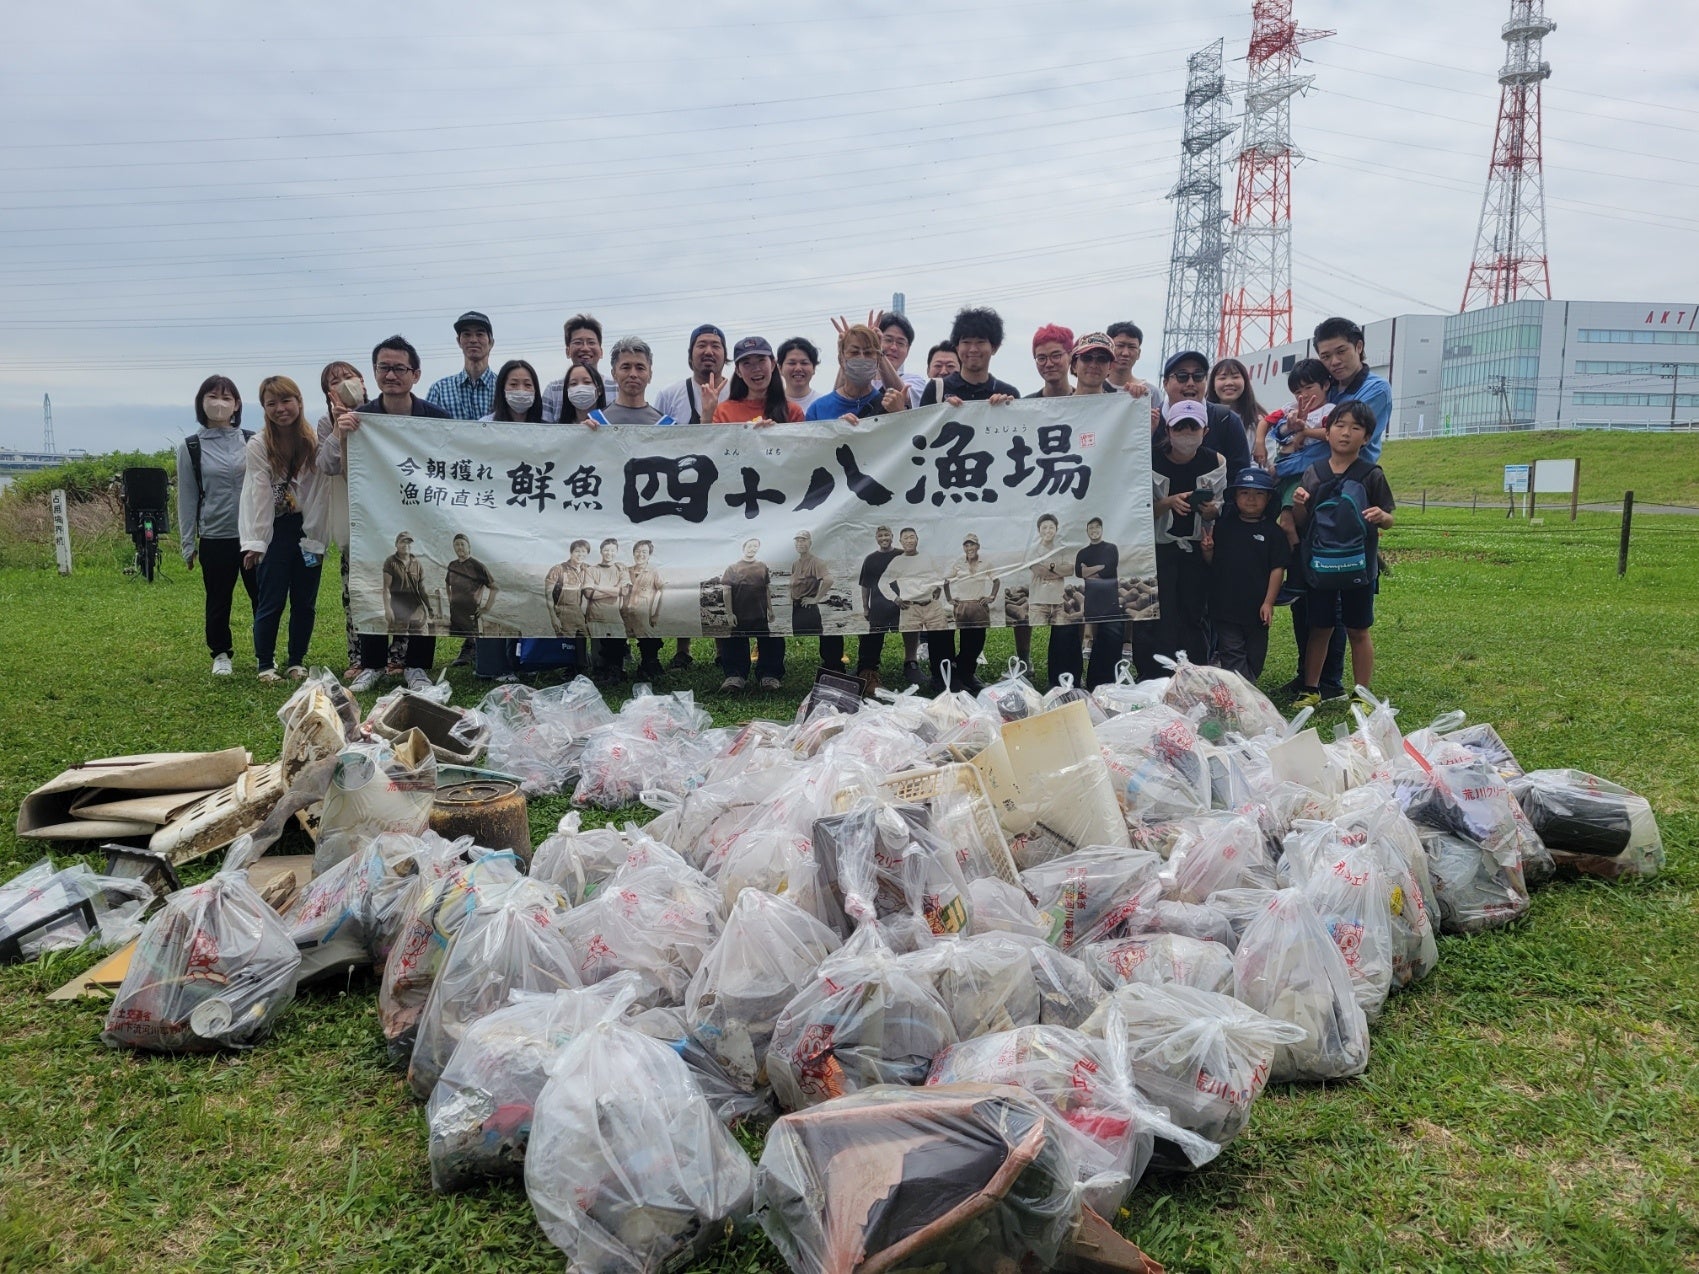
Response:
[732,335,775,363]
[1162,349,1210,378]
[1228,467,1277,493]
[453,310,492,335]
[688,323,726,353]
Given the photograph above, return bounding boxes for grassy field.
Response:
[1,505,1695,1273]
[1378,430,1699,509]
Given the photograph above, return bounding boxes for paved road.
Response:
[1419,498,1698,517]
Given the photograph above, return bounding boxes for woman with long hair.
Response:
[176,374,257,676]
[555,363,606,425]
[240,374,326,683]
[483,359,549,423]
[1208,357,1266,465]
[711,336,805,424]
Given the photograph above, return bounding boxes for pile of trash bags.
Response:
[60,656,1666,1273]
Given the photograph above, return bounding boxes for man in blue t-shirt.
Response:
[805,324,908,423]
[1281,316,1394,700]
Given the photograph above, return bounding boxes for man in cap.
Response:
[1139,398,1224,675]
[1069,332,1117,394]
[1028,324,1075,398]
[543,314,619,421]
[655,324,729,424]
[426,312,497,420]
[1160,350,1250,475]
[381,531,430,646]
[942,532,998,693]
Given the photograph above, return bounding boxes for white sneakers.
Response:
[403,667,433,692]
[211,653,233,677]
[257,667,284,685]
[348,667,382,692]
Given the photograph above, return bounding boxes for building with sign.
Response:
[1228,299,1698,438]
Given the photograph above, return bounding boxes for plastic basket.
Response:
[835,762,1020,888]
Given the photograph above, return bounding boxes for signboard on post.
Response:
[50,488,72,575]
[1529,458,1580,521]
[346,397,1159,640]
[1503,464,1529,493]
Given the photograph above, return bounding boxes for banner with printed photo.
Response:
[345,396,1157,639]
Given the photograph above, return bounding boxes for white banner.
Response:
[346,397,1156,639]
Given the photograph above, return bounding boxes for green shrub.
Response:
[3,448,177,504]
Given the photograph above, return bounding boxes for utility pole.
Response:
[1659,360,1681,428]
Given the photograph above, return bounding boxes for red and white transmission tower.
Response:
[1461,0,1556,311]
[1218,0,1332,359]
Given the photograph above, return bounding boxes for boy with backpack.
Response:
[1289,400,1394,708]
[1201,467,1289,681]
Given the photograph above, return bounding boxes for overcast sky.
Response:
[0,0,1694,454]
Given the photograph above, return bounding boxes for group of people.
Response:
[176,304,1394,706]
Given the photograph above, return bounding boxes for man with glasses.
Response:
[876,311,928,407]
[1107,321,1163,409]
[1028,324,1074,398]
[426,311,497,420]
[543,313,618,421]
[334,335,450,691]
[1160,350,1250,476]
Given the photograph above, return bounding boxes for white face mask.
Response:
[566,384,599,410]
[844,357,879,382]
[202,396,235,423]
[506,389,536,413]
[1167,429,1203,458]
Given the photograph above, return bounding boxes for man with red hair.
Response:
[1028,324,1075,398]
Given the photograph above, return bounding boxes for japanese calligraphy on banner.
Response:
[346,396,1157,639]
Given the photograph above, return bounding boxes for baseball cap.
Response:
[688,323,726,352]
[963,533,980,545]
[1163,400,1209,430]
[1071,332,1115,361]
[732,336,775,363]
[1228,467,1277,492]
[453,311,492,335]
[394,531,414,546]
[1162,349,1210,379]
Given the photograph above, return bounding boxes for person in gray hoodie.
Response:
[176,374,255,676]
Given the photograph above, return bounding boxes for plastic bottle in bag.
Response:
[525,1019,756,1273]
[1018,845,1165,951]
[102,836,302,1052]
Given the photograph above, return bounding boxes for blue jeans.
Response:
[253,512,322,671]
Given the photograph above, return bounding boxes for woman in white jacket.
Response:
[240,375,327,683]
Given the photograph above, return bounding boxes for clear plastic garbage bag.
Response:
[900,933,1043,1039]
[525,1019,756,1274]
[408,876,581,1098]
[964,877,1051,940]
[528,811,645,906]
[1510,768,1664,880]
[1419,827,1529,935]
[1160,653,1285,743]
[766,928,958,1111]
[976,657,1047,722]
[927,1025,1218,1214]
[427,975,639,1192]
[1164,812,1275,904]
[1097,705,1213,825]
[379,845,522,1057]
[558,858,724,1008]
[478,676,615,795]
[1019,846,1165,951]
[1231,888,1369,1082]
[684,889,843,1093]
[628,1004,780,1128]
[755,1083,1084,1274]
[1082,932,1236,997]
[314,733,437,874]
[102,836,301,1052]
[284,832,419,982]
[1081,982,1304,1151]
[998,933,1112,1029]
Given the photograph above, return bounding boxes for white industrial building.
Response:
[1228,299,1698,438]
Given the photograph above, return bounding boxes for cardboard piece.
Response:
[17,750,250,841]
[68,789,220,826]
[149,762,287,865]
[45,940,138,1001]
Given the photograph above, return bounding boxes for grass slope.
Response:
[1,508,1695,1273]
[1378,431,1699,509]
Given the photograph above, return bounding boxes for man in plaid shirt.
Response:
[425,310,497,419]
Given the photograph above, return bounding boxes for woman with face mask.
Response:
[240,376,328,684]
[555,363,606,425]
[177,374,257,677]
[483,359,548,423]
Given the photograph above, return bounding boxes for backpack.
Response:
[185,430,255,504]
[1299,458,1377,590]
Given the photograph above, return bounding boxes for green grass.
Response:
[1379,430,1699,509]
[1,507,1696,1273]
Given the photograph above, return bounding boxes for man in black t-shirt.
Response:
[1049,517,1123,690]
[855,525,905,695]
[917,306,1021,405]
[444,533,497,637]
[1203,468,1289,680]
